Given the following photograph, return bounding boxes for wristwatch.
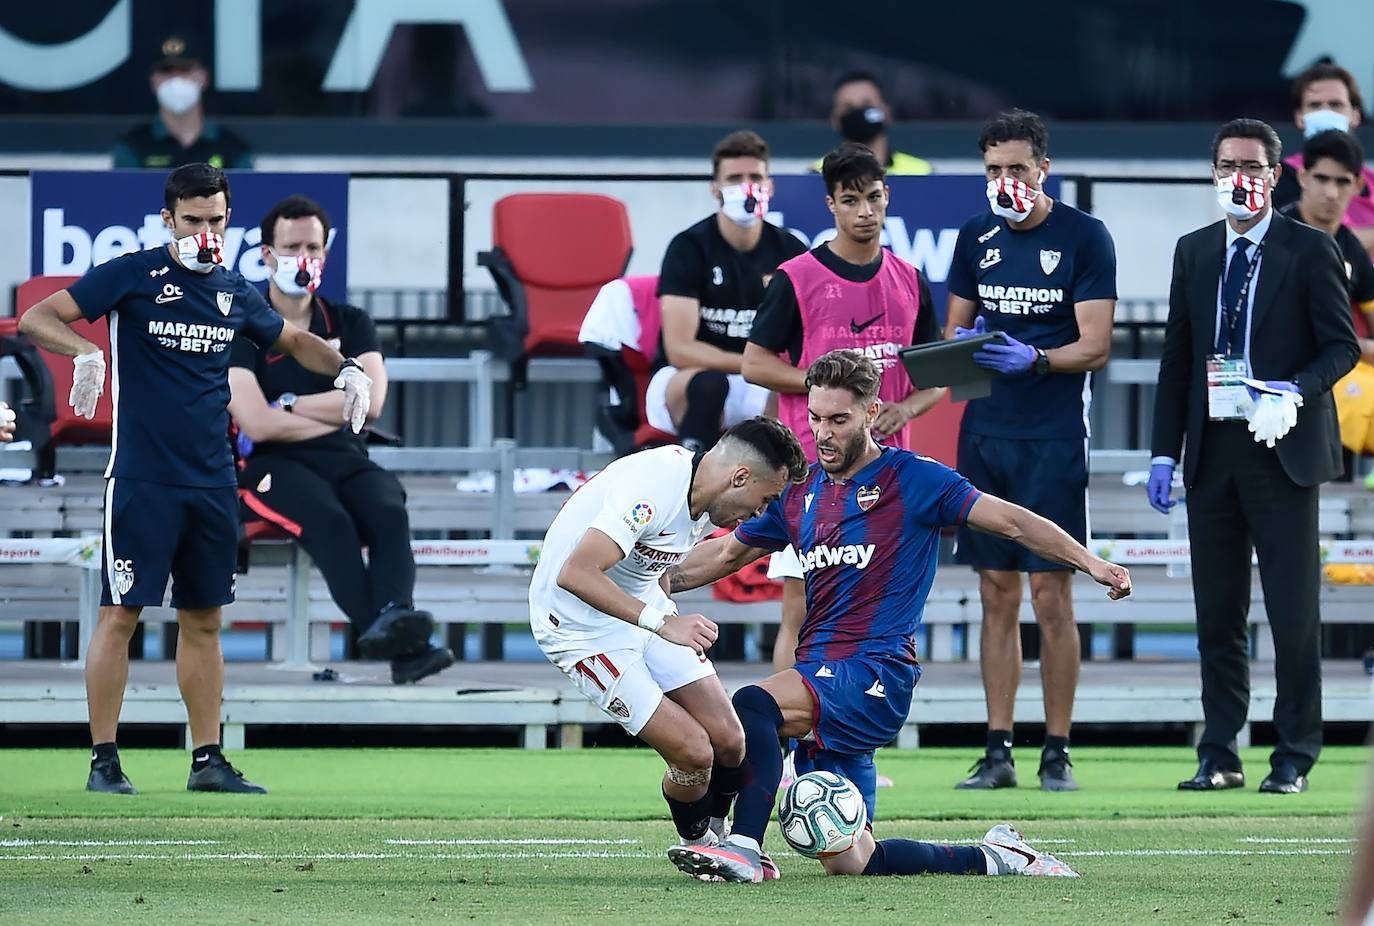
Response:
[1033,349,1051,375]
[278,392,298,414]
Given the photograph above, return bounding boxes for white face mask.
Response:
[174,231,224,273]
[270,250,324,296]
[156,76,202,115]
[1303,108,1351,138]
[986,173,1042,222]
[720,182,769,227]
[1215,173,1269,219]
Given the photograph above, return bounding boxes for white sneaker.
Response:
[981,824,1079,877]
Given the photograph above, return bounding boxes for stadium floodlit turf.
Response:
[0,746,1365,924]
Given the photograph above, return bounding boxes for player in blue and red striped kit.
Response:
[664,350,1131,882]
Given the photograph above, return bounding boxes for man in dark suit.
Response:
[1149,119,1359,794]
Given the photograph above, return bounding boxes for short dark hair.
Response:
[833,69,884,97]
[164,162,230,213]
[1211,118,1282,167]
[260,194,332,248]
[1290,62,1364,114]
[720,417,808,484]
[1302,129,1366,175]
[805,349,881,406]
[821,142,885,196]
[712,130,769,178]
[978,109,1049,162]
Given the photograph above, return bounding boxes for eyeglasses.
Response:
[1215,160,1271,176]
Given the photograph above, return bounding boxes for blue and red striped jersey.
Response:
[735,446,980,664]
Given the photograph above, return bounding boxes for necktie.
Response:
[1217,237,1252,355]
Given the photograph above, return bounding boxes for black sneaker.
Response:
[955,755,1017,790]
[187,755,267,794]
[357,603,435,660]
[391,645,456,685]
[1039,752,1079,792]
[86,759,137,795]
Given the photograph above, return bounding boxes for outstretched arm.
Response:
[666,532,772,593]
[965,494,1131,599]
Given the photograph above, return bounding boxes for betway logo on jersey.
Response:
[700,306,756,339]
[798,542,875,574]
[148,320,235,355]
[977,283,1065,316]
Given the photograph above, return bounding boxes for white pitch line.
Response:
[0,851,657,862]
[1060,848,1350,858]
[1237,837,1355,844]
[1,839,219,848]
[385,838,642,846]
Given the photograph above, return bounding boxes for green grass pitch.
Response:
[0,745,1367,924]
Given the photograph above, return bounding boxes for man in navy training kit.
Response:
[663,350,1131,882]
[945,109,1119,791]
[19,163,373,795]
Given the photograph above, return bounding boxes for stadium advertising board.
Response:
[30,171,350,301]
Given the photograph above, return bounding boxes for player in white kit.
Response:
[529,417,807,871]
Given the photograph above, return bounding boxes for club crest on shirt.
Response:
[607,697,631,720]
[112,558,135,596]
[216,291,234,315]
[1040,249,1061,275]
[856,485,880,511]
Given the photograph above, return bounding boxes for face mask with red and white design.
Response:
[986,174,1042,222]
[1215,173,1268,219]
[174,231,224,273]
[270,250,324,296]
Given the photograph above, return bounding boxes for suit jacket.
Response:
[1151,212,1359,488]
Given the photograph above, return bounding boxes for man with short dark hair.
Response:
[1150,118,1359,795]
[652,131,807,451]
[824,71,931,176]
[112,35,253,170]
[18,164,371,795]
[228,194,454,685]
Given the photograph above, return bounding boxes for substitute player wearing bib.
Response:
[945,110,1118,791]
[19,164,371,795]
[664,352,1130,883]
[529,418,806,868]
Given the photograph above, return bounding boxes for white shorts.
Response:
[645,365,770,435]
[531,599,716,737]
[766,544,805,581]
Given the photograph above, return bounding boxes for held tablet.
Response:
[897,332,1006,401]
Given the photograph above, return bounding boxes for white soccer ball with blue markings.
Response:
[778,770,867,859]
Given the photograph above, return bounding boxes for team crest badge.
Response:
[114,564,134,596]
[607,698,631,720]
[856,485,880,511]
[216,291,234,315]
[1039,250,1061,275]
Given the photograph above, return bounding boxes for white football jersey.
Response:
[529,445,714,635]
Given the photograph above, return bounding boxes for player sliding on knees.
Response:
[528,418,808,873]
[664,351,1131,882]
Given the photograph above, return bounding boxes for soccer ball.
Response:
[777,770,867,859]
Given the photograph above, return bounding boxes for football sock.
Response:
[91,742,118,764]
[730,685,785,844]
[191,744,223,771]
[1043,734,1070,759]
[677,371,729,451]
[662,788,713,841]
[707,757,746,820]
[862,839,988,876]
[986,728,1013,761]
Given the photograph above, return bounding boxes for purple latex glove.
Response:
[1244,379,1301,402]
[954,316,988,339]
[235,429,254,459]
[1147,462,1175,514]
[974,330,1037,374]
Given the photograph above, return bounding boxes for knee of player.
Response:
[668,724,714,773]
[177,610,223,636]
[99,606,141,632]
[711,719,746,767]
[686,370,730,409]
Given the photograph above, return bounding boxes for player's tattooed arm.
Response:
[667,533,770,592]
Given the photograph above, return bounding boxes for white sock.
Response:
[726,834,761,854]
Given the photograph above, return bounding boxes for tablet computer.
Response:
[898,332,1005,401]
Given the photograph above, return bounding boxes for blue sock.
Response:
[730,685,784,845]
[862,839,988,876]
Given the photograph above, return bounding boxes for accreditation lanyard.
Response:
[1207,242,1262,421]
[1216,241,1262,358]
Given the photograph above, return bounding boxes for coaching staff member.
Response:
[229,195,454,685]
[1150,118,1358,794]
[20,164,371,795]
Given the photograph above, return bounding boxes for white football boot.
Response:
[980,824,1079,877]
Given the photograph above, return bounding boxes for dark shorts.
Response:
[100,477,239,609]
[954,432,1088,572]
[793,654,920,823]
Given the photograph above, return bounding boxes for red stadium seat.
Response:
[17,275,110,444]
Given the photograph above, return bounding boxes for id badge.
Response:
[1207,355,1251,420]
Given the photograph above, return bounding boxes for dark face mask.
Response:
[839,106,886,144]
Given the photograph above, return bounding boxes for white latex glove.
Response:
[70,350,106,420]
[0,400,15,442]
[333,359,372,434]
[1245,392,1301,448]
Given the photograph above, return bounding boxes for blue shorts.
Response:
[100,478,240,609]
[954,432,1087,572]
[793,655,920,822]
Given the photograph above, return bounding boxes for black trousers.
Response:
[240,445,415,634]
[1186,421,1322,773]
